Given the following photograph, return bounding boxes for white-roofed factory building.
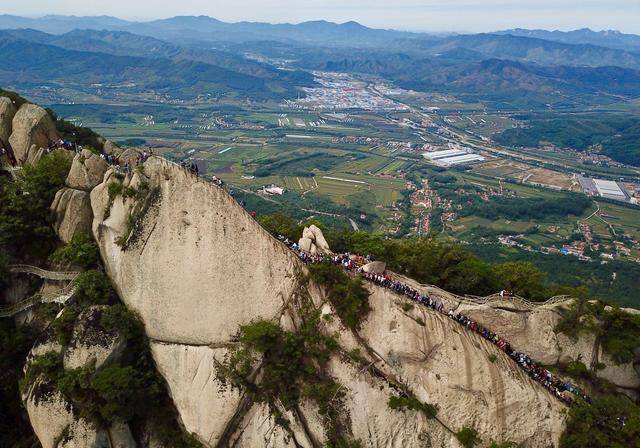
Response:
[593,179,627,201]
[423,148,486,167]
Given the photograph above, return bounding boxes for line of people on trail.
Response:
[47,139,76,152]
[277,235,589,406]
[180,159,200,176]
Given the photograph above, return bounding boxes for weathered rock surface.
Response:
[63,305,124,370]
[66,150,108,191]
[91,158,300,345]
[51,188,93,244]
[361,261,386,274]
[298,224,331,255]
[8,103,58,165]
[103,140,120,155]
[87,157,596,447]
[117,148,141,165]
[360,286,566,446]
[23,306,134,448]
[150,342,244,446]
[0,96,17,143]
[24,386,108,448]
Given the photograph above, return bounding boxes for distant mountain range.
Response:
[296,50,640,108]
[1,14,639,52]
[0,15,416,46]
[0,29,314,100]
[494,28,640,52]
[413,33,640,70]
[0,15,639,108]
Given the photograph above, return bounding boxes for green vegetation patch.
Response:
[560,395,640,448]
[456,427,482,448]
[0,151,71,256]
[74,270,114,307]
[51,231,100,269]
[308,261,371,331]
[496,114,640,166]
[217,294,359,447]
[387,395,438,419]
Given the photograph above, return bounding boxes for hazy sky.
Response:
[3,0,640,33]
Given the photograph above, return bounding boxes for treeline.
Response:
[460,194,592,221]
[469,243,640,308]
[258,213,586,301]
[495,114,640,167]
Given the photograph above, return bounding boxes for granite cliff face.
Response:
[4,105,637,447]
[22,306,136,448]
[8,103,59,165]
[82,157,588,447]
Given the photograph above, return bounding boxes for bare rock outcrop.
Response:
[103,140,120,155]
[66,150,109,191]
[0,96,17,143]
[49,149,108,243]
[91,158,300,345]
[298,224,331,255]
[23,307,135,448]
[51,188,93,244]
[63,305,125,370]
[8,103,59,165]
[359,286,566,445]
[361,261,386,274]
[150,343,244,446]
[87,157,579,447]
[24,386,109,448]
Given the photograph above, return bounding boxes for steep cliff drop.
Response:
[88,156,569,447]
[3,97,636,447]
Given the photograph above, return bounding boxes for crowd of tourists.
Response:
[277,235,589,406]
[47,139,76,152]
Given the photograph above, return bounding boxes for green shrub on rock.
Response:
[20,351,61,393]
[308,261,371,331]
[456,427,482,448]
[73,270,113,306]
[387,395,438,418]
[51,232,99,269]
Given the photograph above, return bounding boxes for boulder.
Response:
[0,96,17,143]
[361,261,386,274]
[51,188,93,244]
[298,237,313,253]
[24,385,108,448]
[308,224,331,253]
[103,140,120,155]
[8,104,58,165]
[66,152,109,190]
[302,227,314,241]
[63,306,125,370]
[298,225,331,255]
[117,148,141,166]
